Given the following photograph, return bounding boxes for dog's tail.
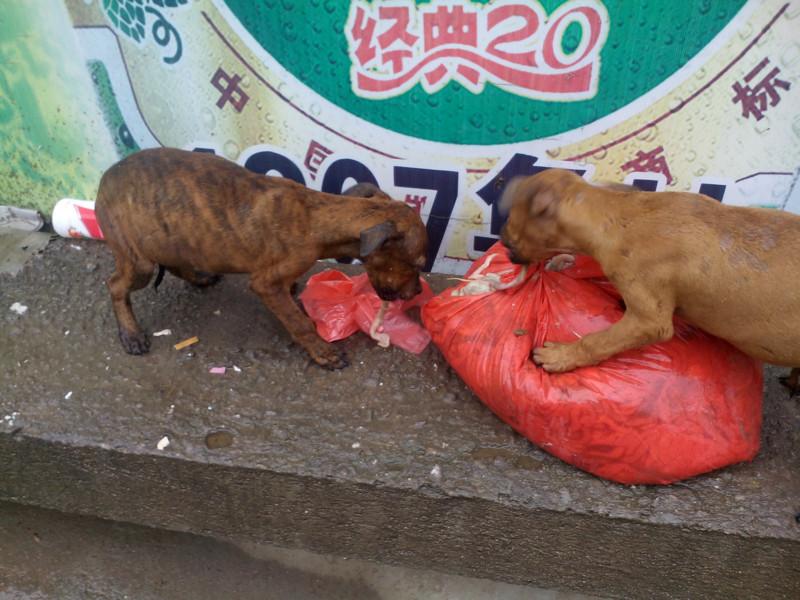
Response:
[153,264,165,291]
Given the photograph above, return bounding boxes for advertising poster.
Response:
[2,0,798,273]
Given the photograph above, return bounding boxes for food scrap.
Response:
[369,300,391,348]
[451,254,528,297]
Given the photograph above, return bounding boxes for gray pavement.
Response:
[1,235,798,599]
[0,501,596,600]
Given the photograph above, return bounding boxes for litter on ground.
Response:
[173,336,199,350]
[9,302,28,315]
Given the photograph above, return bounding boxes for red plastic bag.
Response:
[300,270,433,354]
[422,243,762,484]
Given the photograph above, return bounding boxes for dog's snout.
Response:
[501,236,521,264]
[500,227,514,250]
[376,287,400,301]
[501,227,526,264]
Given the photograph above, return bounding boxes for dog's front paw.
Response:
[532,341,582,373]
[310,343,349,370]
[119,329,150,355]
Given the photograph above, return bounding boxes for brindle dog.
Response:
[95,148,427,369]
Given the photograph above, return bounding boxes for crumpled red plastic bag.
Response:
[300,270,433,354]
[421,243,762,484]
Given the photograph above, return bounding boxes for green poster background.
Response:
[0,0,116,214]
[224,0,748,144]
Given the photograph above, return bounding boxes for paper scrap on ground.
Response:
[157,436,170,450]
[209,366,226,375]
[153,329,172,337]
[9,302,27,315]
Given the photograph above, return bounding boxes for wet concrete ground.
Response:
[0,230,50,276]
[1,236,799,598]
[0,501,597,600]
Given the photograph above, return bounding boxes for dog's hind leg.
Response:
[107,252,155,355]
[779,368,800,398]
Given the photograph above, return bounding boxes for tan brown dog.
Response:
[95,148,427,369]
[500,168,800,390]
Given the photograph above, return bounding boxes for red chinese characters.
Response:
[404,193,427,214]
[304,140,333,180]
[345,0,609,100]
[732,57,791,122]
[621,146,673,185]
[211,67,250,113]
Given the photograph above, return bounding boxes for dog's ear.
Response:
[343,182,390,200]
[529,187,558,219]
[499,176,558,220]
[498,176,523,217]
[360,221,398,257]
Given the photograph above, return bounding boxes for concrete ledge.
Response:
[2,238,799,599]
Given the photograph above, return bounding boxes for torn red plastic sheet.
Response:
[300,270,433,354]
[422,243,762,485]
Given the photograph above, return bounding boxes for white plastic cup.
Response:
[52,198,105,240]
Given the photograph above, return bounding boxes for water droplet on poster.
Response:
[223,140,240,159]
[636,125,658,142]
[738,23,753,40]
[753,116,771,135]
[781,43,800,67]
[668,96,684,112]
[792,115,800,138]
[201,107,216,130]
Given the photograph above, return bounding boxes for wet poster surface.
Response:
[2,0,799,273]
